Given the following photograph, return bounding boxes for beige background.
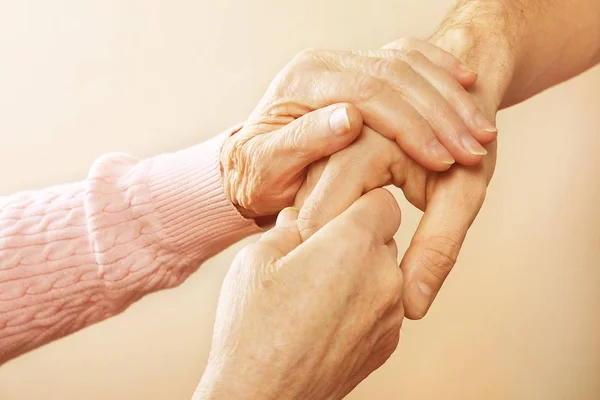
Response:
[1,0,599,399]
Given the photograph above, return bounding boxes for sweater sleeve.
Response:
[0,128,260,364]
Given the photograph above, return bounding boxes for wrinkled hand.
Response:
[295,124,495,320]
[295,38,501,319]
[194,189,404,400]
[221,39,498,221]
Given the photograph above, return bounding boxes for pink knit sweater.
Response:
[0,128,260,364]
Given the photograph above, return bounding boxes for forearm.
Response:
[430,0,600,110]
[0,130,258,364]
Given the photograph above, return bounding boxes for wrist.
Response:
[429,0,521,113]
[220,129,281,227]
[219,127,260,221]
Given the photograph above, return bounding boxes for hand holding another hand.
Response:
[194,189,404,400]
[295,37,502,320]
[221,38,497,222]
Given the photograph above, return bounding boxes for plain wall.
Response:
[1,1,599,399]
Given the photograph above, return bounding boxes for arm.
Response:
[3,41,442,362]
[0,129,259,364]
[370,0,600,319]
[430,0,600,110]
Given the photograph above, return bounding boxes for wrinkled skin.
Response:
[295,37,501,319]
[221,38,497,222]
[194,189,404,400]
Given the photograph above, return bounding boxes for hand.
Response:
[221,41,498,221]
[194,189,404,400]
[295,36,506,320]
[295,125,494,320]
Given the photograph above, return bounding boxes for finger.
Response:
[297,159,362,240]
[297,129,400,240]
[294,188,402,264]
[387,239,398,262]
[259,103,363,173]
[388,51,489,165]
[396,49,498,145]
[306,70,455,171]
[329,52,489,165]
[293,157,328,209]
[257,207,302,257]
[380,37,477,87]
[400,172,486,320]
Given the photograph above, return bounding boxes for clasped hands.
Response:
[197,37,499,399]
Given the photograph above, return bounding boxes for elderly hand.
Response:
[294,40,504,321]
[293,34,507,320]
[294,121,495,319]
[194,189,404,400]
[221,40,498,221]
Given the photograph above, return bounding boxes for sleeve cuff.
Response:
[146,126,261,264]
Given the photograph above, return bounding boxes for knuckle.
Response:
[294,47,319,62]
[385,58,413,78]
[440,103,458,122]
[341,217,379,250]
[402,48,426,64]
[233,243,264,269]
[395,36,417,51]
[374,268,403,319]
[374,189,401,221]
[383,268,404,306]
[413,234,461,281]
[296,208,322,240]
[292,48,332,69]
[355,75,385,103]
[388,202,402,230]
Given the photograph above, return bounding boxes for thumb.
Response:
[259,103,363,174]
[255,207,303,258]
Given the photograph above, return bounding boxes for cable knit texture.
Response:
[0,128,259,363]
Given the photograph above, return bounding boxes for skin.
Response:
[221,41,499,222]
[392,0,600,319]
[197,1,600,398]
[295,35,499,320]
[299,0,600,320]
[194,189,404,400]
[2,0,598,397]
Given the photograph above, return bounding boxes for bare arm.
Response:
[381,0,599,320]
[430,0,600,111]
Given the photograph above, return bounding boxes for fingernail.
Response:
[329,106,350,136]
[430,142,455,165]
[407,281,433,317]
[475,112,498,133]
[461,135,488,156]
[276,207,299,227]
